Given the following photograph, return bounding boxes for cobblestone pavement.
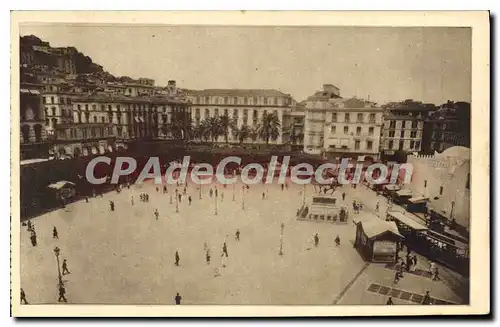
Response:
[19,179,466,305]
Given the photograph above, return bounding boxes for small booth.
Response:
[47,181,77,204]
[383,184,401,197]
[353,215,404,263]
[407,196,429,214]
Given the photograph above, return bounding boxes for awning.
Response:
[396,189,412,197]
[409,196,428,204]
[384,184,401,191]
[387,211,428,231]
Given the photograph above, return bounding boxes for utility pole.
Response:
[232,183,236,201]
[215,192,218,215]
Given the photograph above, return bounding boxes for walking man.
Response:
[20,288,28,304]
[58,284,68,302]
[178,193,182,203]
[235,229,240,241]
[262,192,265,200]
[131,196,134,205]
[314,233,319,247]
[206,250,211,265]
[281,184,284,191]
[188,195,192,206]
[375,201,380,213]
[335,235,340,246]
[53,226,59,239]
[154,209,159,220]
[209,188,213,198]
[342,192,346,201]
[175,292,182,305]
[386,297,394,305]
[62,259,70,275]
[222,242,228,257]
[109,201,115,212]
[175,251,180,266]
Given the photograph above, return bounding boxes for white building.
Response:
[186,89,294,145]
[405,146,470,230]
[304,86,384,160]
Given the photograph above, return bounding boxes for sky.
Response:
[20,24,471,104]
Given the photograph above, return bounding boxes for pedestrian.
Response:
[335,235,340,246]
[206,250,211,265]
[215,188,218,197]
[281,184,284,191]
[178,193,182,203]
[221,192,224,202]
[393,270,400,284]
[209,188,213,197]
[314,233,319,247]
[131,196,134,205]
[175,292,182,305]
[433,266,440,281]
[412,254,418,271]
[53,226,59,239]
[188,195,192,205]
[163,185,167,194]
[375,201,380,212]
[62,259,70,275]
[109,201,115,211]
[262,192,265,200]
[175,251,180,266]
[421,291,432,305]
[386,297,394,305]
[342,192,346,201]
[222,242,228,257]
[27,220,32,231]
[85,196,89,203]
[204,241,208,252]
[30,232,37,247]
[235,229,240,241]
[146,194,149,202]
[154,209,159,220]
[183,187,187,195]
[20,288,28,304]
[156,186,159,192]
[58,284,68,302]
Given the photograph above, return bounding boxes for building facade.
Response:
[405,146,470,230]
[421,101,471,154]
[380,100,437,160]
[186,89,294,145]
[303,85,383,160]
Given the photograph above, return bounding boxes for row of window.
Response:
[386,130,418,138]
[194,96,288,106]
[330,112,377,123]
[387,140,421,151]
[388,120,420,129]
[43,96,72,105]
[330,125,375,136]
[194,108,279,120]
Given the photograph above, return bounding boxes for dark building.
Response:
[421,101,470,154]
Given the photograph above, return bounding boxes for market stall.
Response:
[353,216,404,263]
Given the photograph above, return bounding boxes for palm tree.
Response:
[206,116,223,144]
[162,111,192,141]
[234,125,252,145]
[219,115,236,144]
[256,112,281,144]
[197,119,211,143]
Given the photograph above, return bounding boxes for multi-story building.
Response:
[421,101,471,154]
[186,89,294,144]
[303,85,383,161]
[20,84,51,160]
[283,102,306,151]
[380,100,437,161]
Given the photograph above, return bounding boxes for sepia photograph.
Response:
[10,11,490,317]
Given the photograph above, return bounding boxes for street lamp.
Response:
[215,192,218,215]
[232,183,236,202]
[241,186,245,210]
[199,184,202,200]
[53,246,62,286]
[279,223,285,256]
[302,184,306,206]
[176,196,179,213]
[169,192,173,204]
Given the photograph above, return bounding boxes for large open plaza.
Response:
[20,179,466,305]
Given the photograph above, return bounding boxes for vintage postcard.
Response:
[11,11,490,317]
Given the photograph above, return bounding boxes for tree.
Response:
[256,112,281,144]
[234,125,252,145]
[219,115,236,144]
[162,111,192,141]
[204,116,223,144]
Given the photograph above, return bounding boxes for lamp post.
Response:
[199,184,202,200]
[215,192,218,215]
[169,192,173,204]
[242,186,245,210]
[232,183,236,201]
[279,223,285,256]
[302,184,306,206]
[53,246,62,286]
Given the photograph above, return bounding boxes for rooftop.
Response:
[186,89,290,98]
